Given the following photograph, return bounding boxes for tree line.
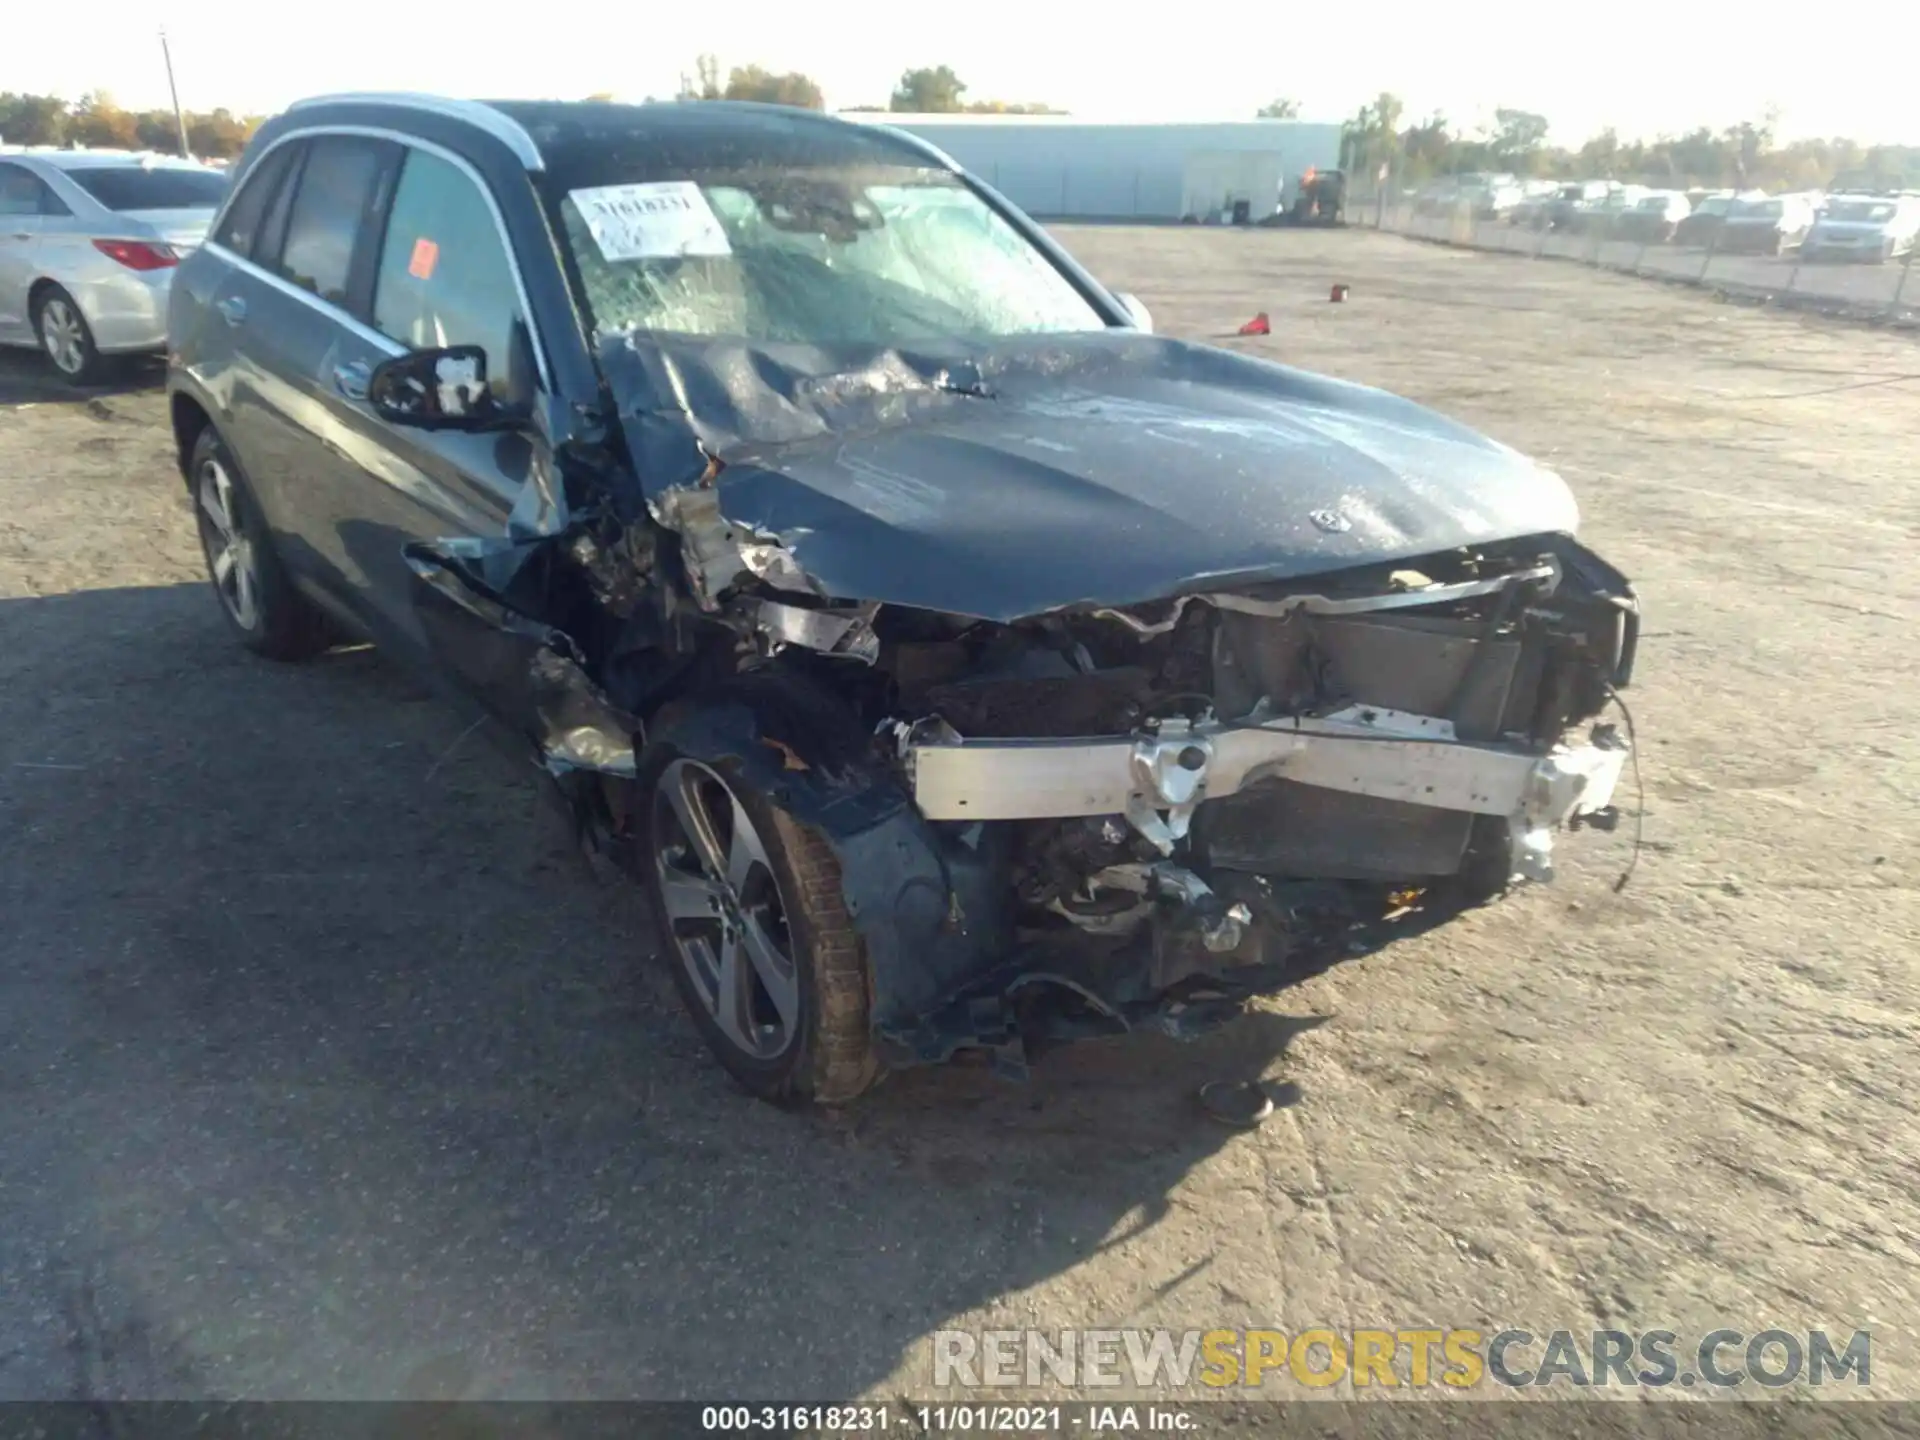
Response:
[669,59,1064,115]
[1336,93,1920,193]
[8,75,1915,193]
[1,91,259,158]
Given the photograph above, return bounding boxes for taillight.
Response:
[92,239,179,272]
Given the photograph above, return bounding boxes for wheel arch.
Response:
[170,391,215,487]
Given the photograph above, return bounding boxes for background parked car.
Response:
[1573,184,1652,235]
[1802,194,1920,262]
[1540,180,1612,231]
[1716,193,1818,255]
[1615,191,1692,243]
[1673,191,1747,246]
[0,149,227,383]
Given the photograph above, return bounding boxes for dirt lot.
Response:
[2,227,1916,1407]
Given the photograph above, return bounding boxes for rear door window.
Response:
[371,147,526,387]
[214,146,298,260]
[271,136,394,308]
[0,164,67,217]
[66,166,229,211]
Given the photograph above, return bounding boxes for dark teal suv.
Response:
[168,94,1639,1104]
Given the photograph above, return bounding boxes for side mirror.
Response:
[1114,292,1154,334]
[368,345,514,431]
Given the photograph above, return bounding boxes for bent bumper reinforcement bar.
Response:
[906,704,1630,882]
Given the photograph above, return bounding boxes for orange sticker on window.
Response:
[408,237,439,279]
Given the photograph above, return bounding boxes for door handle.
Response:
[214,295,247,326]
[332,359,371,401]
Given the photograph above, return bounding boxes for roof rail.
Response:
[285,92,543,170]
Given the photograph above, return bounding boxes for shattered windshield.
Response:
[555,167,1107,345]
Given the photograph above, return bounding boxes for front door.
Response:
[297,140,545,660]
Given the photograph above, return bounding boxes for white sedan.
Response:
[0,149,228,384]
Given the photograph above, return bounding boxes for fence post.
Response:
[1785,233,1806,295]
[1890,242,1917,318]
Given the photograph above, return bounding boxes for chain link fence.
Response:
[1349,190,1920,328]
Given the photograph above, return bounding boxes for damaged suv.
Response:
[167,96,1639,1103]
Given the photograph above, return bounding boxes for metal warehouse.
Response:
[848,115,1344,221]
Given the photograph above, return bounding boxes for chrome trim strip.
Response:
[286,93,544,171]
[207,125,552,391]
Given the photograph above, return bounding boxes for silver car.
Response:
[1803,195,1920,263]
[0,149,228,384]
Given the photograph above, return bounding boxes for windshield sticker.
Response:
[408,237,439,280]
[571,182,732,261]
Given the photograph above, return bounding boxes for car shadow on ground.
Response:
[0,348,165,407]
[1,582,1342,1401]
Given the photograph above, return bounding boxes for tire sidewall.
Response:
[189,427,272,645]
[34,286,103,387]
[638,743,836,1103]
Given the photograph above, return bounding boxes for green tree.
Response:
[1577,126,1621,178]
[678,55,723,101]
[70,91,137,149]
[1491,109,1549,172]
[1256,98,1302,119]
[723,65,824,109]
[0,92,71,146]
[186,108,252,159]
[1399,112,1453,178]
[889,65,967,113]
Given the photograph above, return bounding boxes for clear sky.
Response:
[4,0,1913,146]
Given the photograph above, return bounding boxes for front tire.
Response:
[641,746,880,1105]
[34,285,109,387]
[188,427,331,661]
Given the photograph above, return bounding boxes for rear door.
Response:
[0,162,62,343]
[210,133,401,604]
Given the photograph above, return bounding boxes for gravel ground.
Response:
[1,227,1916,1409]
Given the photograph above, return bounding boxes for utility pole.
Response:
[159,31,190,157]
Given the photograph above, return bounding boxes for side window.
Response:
[372,148,524,386]
[0,165,57,217]
[272,136,389,307]
[214,145,297,259]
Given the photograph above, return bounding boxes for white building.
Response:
[845,114,1344,222]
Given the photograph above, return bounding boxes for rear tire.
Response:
[188,427,332,661]
[641,742,881,1105]
[34,285,110,387]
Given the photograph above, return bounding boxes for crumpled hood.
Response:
[604,330,1579,622]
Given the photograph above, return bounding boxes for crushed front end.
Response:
[841,533,1637,1069]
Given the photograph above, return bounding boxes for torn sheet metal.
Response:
[1089,559,1561,637]
[597,328,1582,622]
[407,543,640,779]
[754,600,879,663]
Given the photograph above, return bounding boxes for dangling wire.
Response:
[1605,683,1646,893]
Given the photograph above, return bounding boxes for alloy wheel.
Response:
[195,457,261,631]
[652,758,801,1061]
[40,298,86,376]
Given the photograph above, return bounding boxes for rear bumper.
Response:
[72,267,173,353]
[908,704,1629,884]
